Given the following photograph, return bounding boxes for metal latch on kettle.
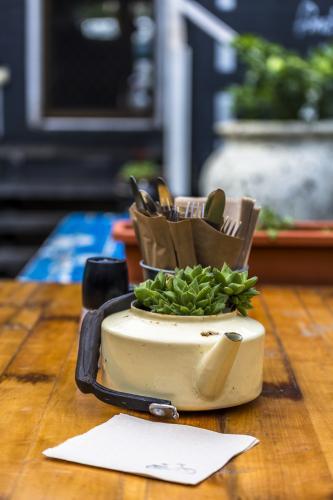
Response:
[149,403,179,420]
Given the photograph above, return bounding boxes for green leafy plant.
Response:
[258,207,294,239]
[230,34,333,120]
[134,264,259,317]
[119,161,159,181]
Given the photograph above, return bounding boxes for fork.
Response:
[221,216,242,237]
[184,201,241,236]
[184,200,205,219]
[160,203,180,222]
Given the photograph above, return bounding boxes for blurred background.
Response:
[1,0,333,280]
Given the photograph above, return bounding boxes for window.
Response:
[26,0,162,130]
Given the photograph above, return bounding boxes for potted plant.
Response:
[133,264,259,316]
[200,35,333,220]
[98,264,265,412]
[249,207,333,285]
[113,209,333,284]
[117,161,160,198]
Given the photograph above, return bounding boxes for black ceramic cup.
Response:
[82,257,129,310]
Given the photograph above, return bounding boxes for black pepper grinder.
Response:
[82,257,129,314]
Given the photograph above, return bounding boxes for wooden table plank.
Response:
[0,284,78,499]
[26,283,81,320]
[10,343,229,499]
[0,306,17,325]
[1,282,333,499]
[0,283,44,375]
[10,344,124,500]
[0,306,42,375]
[263,287,333,478]
[211,292,333,500]
[0,281,39,306]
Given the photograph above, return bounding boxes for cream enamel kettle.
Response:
[76,293,265,420]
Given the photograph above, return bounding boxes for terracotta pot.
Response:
[250,221,333,285]
[113,219,333,285]
[112,220,143,283]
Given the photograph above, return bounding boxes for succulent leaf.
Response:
[134,265,259,316]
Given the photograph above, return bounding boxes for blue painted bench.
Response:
[19,212,127,283]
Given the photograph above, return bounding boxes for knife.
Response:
[204,189,226,230]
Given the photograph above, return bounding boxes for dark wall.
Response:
[188,0,215,194]
[1,0,333,189]
[0,0,161,277]
[0,0,26,140]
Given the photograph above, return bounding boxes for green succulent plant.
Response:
[134,264,259,317]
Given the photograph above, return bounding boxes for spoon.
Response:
[157,177,174,208]
[140,189,159,216]
[129,176,150,216]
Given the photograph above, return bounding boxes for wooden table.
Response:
[1,282,333,499]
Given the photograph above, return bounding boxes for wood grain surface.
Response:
[0,281,333,499]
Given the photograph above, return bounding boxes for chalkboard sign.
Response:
[217,0,333,43]
[190,0,333,193]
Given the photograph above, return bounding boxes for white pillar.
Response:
[163,0,192,196]
[162,0,237,196]
[0,66,10,137]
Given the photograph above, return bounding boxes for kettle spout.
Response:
[195,332,243,400]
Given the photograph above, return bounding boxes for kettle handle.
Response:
[75,292,178,418]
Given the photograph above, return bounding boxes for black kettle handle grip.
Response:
[75,292,173,412]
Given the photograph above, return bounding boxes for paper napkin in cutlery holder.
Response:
[130,205,178,270]
[191,218,243,269]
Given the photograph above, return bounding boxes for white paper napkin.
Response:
[43,414,258,485]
